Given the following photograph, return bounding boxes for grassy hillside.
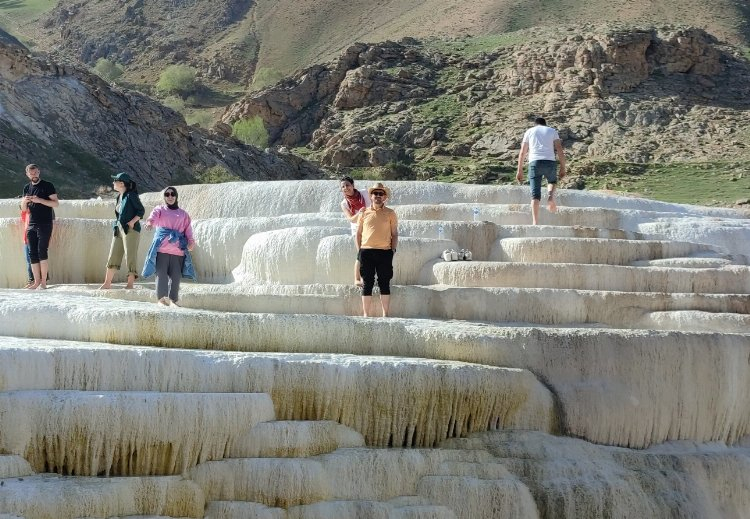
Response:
[251,0,749,76]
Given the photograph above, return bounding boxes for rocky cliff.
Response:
[220,25,750,183]
[0,33,322,197]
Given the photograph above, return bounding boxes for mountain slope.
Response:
[219,25,750,205]
[0,32,322,198]
[5,0,748,91]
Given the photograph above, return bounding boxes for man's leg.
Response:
[528,162,542,225]
[359,250,376,317]
[375,250,394,317]
[380,295,390,317]
[35,225,52,288]
[544,161,559,213]
[531,199,541,225]
[26,228,42,289]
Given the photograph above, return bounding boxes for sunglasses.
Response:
[164,192,176,197]
[371,191,386,196]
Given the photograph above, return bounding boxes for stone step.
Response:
[1,318,747,451]
[0,340,554,450]
[431,262,750,293]
[28,285,750,333]
[631,257,735,268]
[0,474,203,519]
[491,237,728,264]
[231,421,365,458]
[188,449,493,507]
[442,430,750,519]
[204,501,285,519]
[287,499,457,518]
[0,457,33,480]
[0,391,274,476]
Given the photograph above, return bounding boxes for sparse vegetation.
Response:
[156,65,198,97]
[574,161,750,205]
[195,165,242,184]
[426,33,528,57]
[251,67,284,91]
[92,58,124,83]
[232,116,269,148]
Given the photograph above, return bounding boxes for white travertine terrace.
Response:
[0,180,748,518]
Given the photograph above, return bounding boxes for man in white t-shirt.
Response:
[516,117,567,225]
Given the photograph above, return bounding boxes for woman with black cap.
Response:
[99,172,145,289]
[142,186,196,306]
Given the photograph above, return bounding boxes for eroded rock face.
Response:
[0,35,323,195]
[220,25,750,171]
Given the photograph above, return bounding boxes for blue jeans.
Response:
[528,160,557,200]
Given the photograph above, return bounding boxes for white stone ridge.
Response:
[0,474,204,519]
[0,457,33,479]
[231,421,365,458]
[0,330,747,449]
[0,340,554,449]
[0,391,275,476]
[0,180,749,517]
[9,284,746,333]
[441,431,750,518]
[433,262,750,293]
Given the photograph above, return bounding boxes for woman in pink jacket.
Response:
[142,187,195,306]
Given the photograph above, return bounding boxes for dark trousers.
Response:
[155,252,184,302]
[26,224,53,263]
[359,248,394,296]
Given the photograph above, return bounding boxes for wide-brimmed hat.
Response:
[111,172,133,183]
[367,182,391,198]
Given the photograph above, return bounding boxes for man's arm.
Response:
[554,139,566,178]
[516,142,529,182]
[27,193,59,208]
[390,213,398,251]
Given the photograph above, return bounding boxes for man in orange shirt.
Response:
[356,182,398,317]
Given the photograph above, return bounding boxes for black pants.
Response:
[26,224,53,263]
[155,252,184,302]
[359,248,394,296]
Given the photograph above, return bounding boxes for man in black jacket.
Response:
[21,164,59,289]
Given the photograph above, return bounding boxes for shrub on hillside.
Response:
[232,116,269,148]
[195,165,242,184]
[251,67,284,90]
[156,65,198,97]
[93,58,124,83]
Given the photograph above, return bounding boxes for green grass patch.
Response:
[425,32,527,57]
[0,0,56,41]
[413,96,465,128]
[578,161,750,206]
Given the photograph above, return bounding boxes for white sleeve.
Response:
[362,190,371,208]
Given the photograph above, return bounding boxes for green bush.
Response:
[251,67,284,90]
[156,65,198,97]
[162,96,185,113]
[93,58,124,83]
[195,165,242,184]
[232,116,269,148]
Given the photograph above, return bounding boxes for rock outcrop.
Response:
[0,33,323,196]
[220,25,750,175]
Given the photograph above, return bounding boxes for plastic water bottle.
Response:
[437,224,444,240]
[472,207,480,222]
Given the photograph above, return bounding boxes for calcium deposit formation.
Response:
[0,180,748,519]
